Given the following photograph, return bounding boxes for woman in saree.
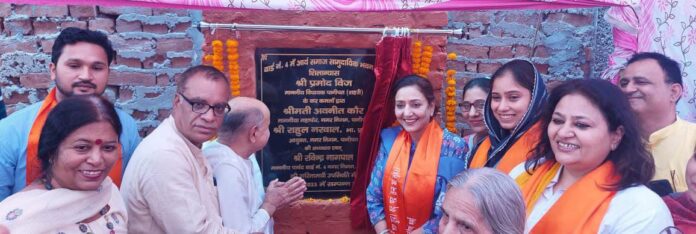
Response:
[367,75,468,234]
[469,60,548,173]
[512,79,673,233]
[0,95,127,233]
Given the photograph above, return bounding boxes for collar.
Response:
[648,117,683,146]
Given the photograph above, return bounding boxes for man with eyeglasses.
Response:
[121,65,241,233]
[619,52,696,193]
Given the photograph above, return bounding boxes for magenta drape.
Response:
[349,36,412,229]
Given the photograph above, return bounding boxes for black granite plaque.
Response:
[256,48,375,198]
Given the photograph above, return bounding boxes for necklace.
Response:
[77,205,115,234]
[41,176,53,190]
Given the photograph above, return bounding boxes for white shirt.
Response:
[510,164,674,234]
[203,141,273,234]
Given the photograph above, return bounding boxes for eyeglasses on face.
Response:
[459,99,486,111]
[178,92,230,115]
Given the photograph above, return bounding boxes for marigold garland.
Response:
[227,39,241,97]
[411,41,422,75]
[420,45,432,77]
[445,52,458,133]
[211,40,225,72]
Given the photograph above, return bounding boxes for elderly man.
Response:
[619,52,696,192]
[0,27,140,201]
[121,65,239,233]
[203,97,306,233]
[439,168,525,234]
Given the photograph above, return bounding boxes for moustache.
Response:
[72,81,97,89]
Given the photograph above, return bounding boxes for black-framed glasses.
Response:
[460,99,486,112]
[178,92,230,115]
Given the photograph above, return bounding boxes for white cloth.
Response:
[514,166,675,234]
[204,141,273,234]
[121,116,239,234]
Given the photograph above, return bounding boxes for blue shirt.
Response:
[0,89,6,120]
[0,101,141,200]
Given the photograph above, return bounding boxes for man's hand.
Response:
[261,177,307,216]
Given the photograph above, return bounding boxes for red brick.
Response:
[33,20,59,35]
[172,22,190,32]
[513,45,532,57]
[5,19,33,36]
[115,19,141,33]
[131,110,149,121]
[108,71,156,86]
[450,11,490,24]
[88,18,115,33]
[534,63,549,74]
[152,8,188,16]
[0,38,36,54]
[478,63,502,74]
[449,44,488,59]
[0,3,12,17]
[157,108,171,121]
[156,38,193,53]
[581,63,591,78]
[40,39,55,53]
[466,62,478,72]
[61,21,87,29]
[143,23,168,34]
[156,75,170,85]
[5,92,30,105]
[170,57,191,68]
[143,54,166,69]
[69,5,96,18]
[115,55,142,68]
[15,5,68,17]
[584,47,592,61]
[138,126,155,137]
[99,6,151,16]
[467,28,482,39]
[533,46,549,58]
[547,12,593,27]
[20,73,51,88]
[412,12,448,28]
[489,46,513,59]
[500,12,541,24]
[118,87,133,101]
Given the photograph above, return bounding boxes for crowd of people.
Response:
[0,26,694,234]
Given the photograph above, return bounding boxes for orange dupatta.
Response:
[26,89,123,186]
[470,123,541,173]
[383,121,442,233]
[516,161,619,234]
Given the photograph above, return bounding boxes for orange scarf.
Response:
[383,121,442,233]
[26,89,123,186]
[517,161,619,233]
[470,123,541,173]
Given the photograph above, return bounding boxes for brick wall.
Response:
[447,8,613,134]
[0,4,200,136]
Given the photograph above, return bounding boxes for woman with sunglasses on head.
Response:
[469,60,548,173]
[367,75,468,234]
[459,78,491,161]
[0,95,127,233]
[512,79,673,233]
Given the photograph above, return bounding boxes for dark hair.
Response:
[176,65,230,94]
[219,106,263,136]
[38,95,122,175]
[51,27,116,65]
[462,78,491,97]
[391,75,436,104]
[490,60,535,92]
[627,52,682,86]
[527,79,654,190]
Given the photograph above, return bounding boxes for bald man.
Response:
[203,97,306,234]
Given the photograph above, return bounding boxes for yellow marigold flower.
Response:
[447,52,457,60]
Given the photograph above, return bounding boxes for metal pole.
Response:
[199,21,464,37]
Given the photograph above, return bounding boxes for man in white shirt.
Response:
[121,65,240,233]
[204,97,306,233]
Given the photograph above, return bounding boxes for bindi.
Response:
[95,139,103,145]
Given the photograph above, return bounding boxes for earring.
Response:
[610,144,617,150]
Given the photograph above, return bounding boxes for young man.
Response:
[0,27,140,201]
[203,97,306,233]
[121,65,241,233]
[620,52,696,192]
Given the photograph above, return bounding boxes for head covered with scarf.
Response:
[481,59,548,167]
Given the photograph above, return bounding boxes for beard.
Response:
[55,79,99,98]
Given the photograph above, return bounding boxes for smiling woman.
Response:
[0,95,128,233]
[512,79,673,233]
[367,75,468,234]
